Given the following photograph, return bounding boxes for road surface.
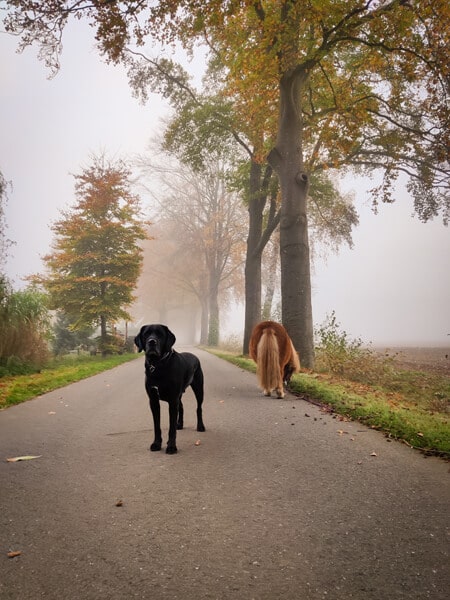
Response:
[1,348,449,599]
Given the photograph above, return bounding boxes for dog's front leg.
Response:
[177,400,184,430]
[148,386,162,451]
[166,398,180,454]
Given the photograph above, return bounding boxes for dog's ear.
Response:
[163,326,176,352]
[134,327,146,352]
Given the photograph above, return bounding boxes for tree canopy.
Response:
[5,1,448,220]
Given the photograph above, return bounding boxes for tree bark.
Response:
[262,231,279,320]
[269,71,315,369]
[243,160,264,354]
[200,299,208,345]
[208,271,220,346]
[100,314,108,355]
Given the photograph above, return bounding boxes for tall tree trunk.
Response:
[243,160,264,354]
[200,299,208,345]
[269,71,315,369]
[262,231,279,320]
[199,273,208,345]
[100,314,108,355]
[208,279,220,346]
[244,248,262,353]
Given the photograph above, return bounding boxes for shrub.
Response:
[0,283,51,375]
[314,311,394,382]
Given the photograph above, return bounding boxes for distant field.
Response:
[374,346,450,376]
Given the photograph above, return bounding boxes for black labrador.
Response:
[134,324,205,454]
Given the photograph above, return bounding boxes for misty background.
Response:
[1,22,449,348]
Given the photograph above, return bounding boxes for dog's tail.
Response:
[256,327,282,393]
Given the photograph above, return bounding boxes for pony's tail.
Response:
[256,328,282,393]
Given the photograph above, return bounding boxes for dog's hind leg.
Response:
[148,386,162,451]
[191,369,206,432]
[166,398,180,454]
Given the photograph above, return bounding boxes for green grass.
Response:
[0,353,140,408]
[208,349,450,457]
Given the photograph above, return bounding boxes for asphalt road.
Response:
[1,348,449,600]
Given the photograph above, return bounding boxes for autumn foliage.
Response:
[34,156,148,348]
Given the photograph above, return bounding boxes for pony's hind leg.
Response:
[275,386,285,399]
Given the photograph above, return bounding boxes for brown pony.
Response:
[249,321,300,398]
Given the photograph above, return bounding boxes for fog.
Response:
[1,22,449,348]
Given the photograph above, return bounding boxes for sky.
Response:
[1,19,449,348]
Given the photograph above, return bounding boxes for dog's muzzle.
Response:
[145,338,160,356]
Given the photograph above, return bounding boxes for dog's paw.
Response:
[166,446,178,455]
[177,422,184,430]
[197,424,206,432]
[150,442,162,451]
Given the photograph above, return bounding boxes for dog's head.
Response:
[134,324,176,359]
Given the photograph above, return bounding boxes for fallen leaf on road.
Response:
[48,411,56,415]
[370,452,377,457]
[115,500,123,507]
[7,551,22,558]
[7,455,42,462]
[195,440,201,446]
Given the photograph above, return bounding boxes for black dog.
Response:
[134,324,205,454]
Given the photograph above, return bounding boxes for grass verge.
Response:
[207,349,450,458]
[0,353,140,409]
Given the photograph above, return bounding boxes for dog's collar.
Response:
[146,350,173,373]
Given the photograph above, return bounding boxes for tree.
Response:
[34,155,148,351]
[5,1,449,367]
[205,0,449,367]
[159,93,357,351]
[134,222,203,343]
[136,150,246,346]
[52,311,95,356]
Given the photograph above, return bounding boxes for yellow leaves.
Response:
[6,455,42,462]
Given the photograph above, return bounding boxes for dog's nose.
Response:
[148,338,157,346]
